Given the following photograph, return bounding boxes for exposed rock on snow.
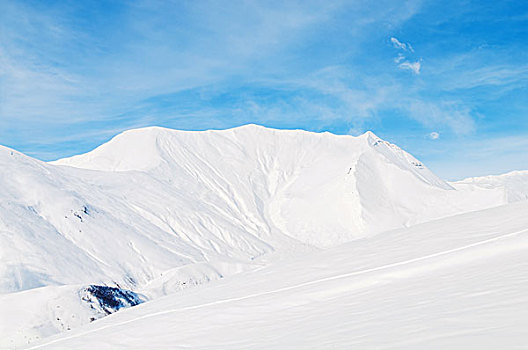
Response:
[81,285,144,316]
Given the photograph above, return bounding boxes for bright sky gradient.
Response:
[1,0,527,179]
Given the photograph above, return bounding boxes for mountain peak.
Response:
[362,130,379,138]
[52,125,384,172]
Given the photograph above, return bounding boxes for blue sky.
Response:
[0,0,527,179]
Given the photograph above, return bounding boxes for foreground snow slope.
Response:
[27,201,528,349]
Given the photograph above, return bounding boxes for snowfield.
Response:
[452,170,528,202]
[25,201,528,349]
[1,125,527,349]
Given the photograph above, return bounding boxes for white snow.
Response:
[24,201,528,349]
[0,125,525,348]
[452,170,528,202]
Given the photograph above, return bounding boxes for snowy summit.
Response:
[1,125,527,348]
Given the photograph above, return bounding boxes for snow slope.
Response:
[0,284,143,348]
[452,170,528,202]
[26,201,528,349]
[0,125,513,347]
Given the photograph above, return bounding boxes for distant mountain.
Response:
[452,170,528,202]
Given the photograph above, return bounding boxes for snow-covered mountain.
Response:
[0,125,523,348]
[52,124,506,245]
[452,170,528,202]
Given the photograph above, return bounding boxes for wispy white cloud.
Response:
[390,37,406,50]
[0,0,349,151]
[431,60,528,90]
[390,36,421,74]
[1,0,526,184]
[398,60,421,74]
[390,37,414,52]
[406,100,475,135]
[394,53,406,63]
[202,64,477,140]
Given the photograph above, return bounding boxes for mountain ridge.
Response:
[1,124,525,348]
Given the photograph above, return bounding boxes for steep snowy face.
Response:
[452,170,528,202]
[362,131,452,190]
[0,145,268,295]
[54,125,504,244]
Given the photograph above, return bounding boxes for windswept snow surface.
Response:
[452,170,528,202]
[26,201,528,349]
[0,125,520,348]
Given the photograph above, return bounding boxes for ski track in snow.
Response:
[26,227,528,349]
